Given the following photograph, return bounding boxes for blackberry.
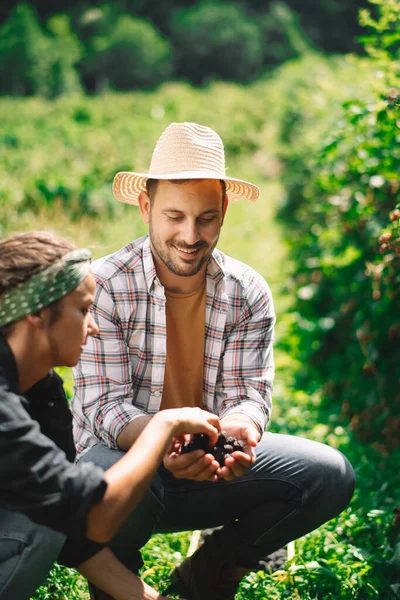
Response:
[181,431,245,466]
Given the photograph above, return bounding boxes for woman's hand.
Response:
[161,408,221,481]
[163,407,221,446]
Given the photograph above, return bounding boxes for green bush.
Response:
[171,2,264,84]
[0,4,52,96]
[82,13,172,91]
[45,14,83,97]
[274,0,400,451]
[0,4,83,97]
[259,2,314,66]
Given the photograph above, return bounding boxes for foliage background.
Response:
[0,0,370,94]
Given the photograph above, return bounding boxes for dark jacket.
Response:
[0,333,106,565]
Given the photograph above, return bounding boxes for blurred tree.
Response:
[240,0,368,53]
[171,1,264,84]
[0,3,51,95]
[0,0,371,58]
[0,0,373,93]
[122,0,193,34]
[46,14,83,96]
[260,2,315,65]
[0,4,83,96]
[81,11,172,90]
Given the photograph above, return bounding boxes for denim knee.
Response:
[310,446,355,518]
[325,450,355,508]
[0,509,64,600]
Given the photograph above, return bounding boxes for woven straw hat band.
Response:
[112,122,259,205]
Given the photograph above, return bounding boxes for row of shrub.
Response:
[271,0,400,452]
[0,80,267,234]
[0,1,315,96]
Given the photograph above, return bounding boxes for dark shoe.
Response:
[166,561,242,600]
[88,581,115,600]
[175,562,251,599]
[200,527,287,574]
[164,527,250,600]
[165,526,288,600]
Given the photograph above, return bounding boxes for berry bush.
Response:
[274,0,400,452]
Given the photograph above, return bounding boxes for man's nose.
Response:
[87,313,99,337]
[181,219,200,245]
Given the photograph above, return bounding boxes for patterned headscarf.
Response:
[0,249,92,328]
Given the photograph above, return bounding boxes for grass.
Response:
[24,160,400,599]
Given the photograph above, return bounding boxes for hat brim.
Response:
[113,171,259,205]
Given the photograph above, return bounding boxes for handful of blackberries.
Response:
[180,431,245,466]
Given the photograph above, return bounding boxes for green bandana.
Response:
[0,248,92,328]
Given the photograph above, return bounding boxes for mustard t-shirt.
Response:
[160,283,206,410]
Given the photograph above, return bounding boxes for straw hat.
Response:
[113,122,259,205]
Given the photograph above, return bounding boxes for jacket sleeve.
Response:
[24,371,76,462]
[0,374,107,538]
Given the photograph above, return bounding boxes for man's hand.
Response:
[217,415,261,481]
[163,437,221,482]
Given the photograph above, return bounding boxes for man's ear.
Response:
[221,194,229,224]
[138,191,151,224]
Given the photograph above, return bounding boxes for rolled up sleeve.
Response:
[72,280,147,453]
[218,273,275,434]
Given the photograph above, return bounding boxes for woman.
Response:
[0,231,220,600]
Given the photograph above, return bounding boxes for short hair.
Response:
[0,231,76,335]
[146,179,227,206]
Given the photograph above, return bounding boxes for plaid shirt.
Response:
[72,235,275,458]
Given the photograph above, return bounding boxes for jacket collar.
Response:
[0,332,20,393]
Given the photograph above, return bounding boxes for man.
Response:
[72,122,355,600]
[0,230,219,600]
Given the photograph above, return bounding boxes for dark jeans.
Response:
[0,509,65,600]
[79,432,355,573]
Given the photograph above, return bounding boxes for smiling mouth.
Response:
[172,245,202,257]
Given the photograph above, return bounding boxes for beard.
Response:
[149,222,218,278]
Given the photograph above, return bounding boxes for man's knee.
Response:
[320,448,355,510]
[297,441,355,520]
[254,433,355,512]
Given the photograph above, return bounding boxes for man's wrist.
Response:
[220,413,263,439]
[117,415,152,450]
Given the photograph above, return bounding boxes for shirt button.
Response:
[48,401,55,407]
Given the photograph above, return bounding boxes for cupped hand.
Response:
[163,443,220,481]
[160,407,221,481]
[217,416,260,481]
